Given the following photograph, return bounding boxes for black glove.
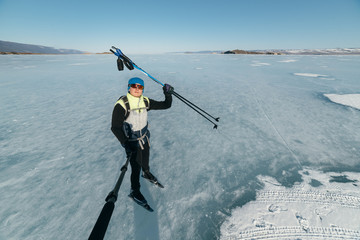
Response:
[163,83,174,96]
[122,140,137,154]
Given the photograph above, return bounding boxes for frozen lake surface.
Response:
[220,169,360,239]
[1,54,360,239]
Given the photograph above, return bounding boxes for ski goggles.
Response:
[129,84,144,90]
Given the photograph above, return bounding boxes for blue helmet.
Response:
[128,77,144,92]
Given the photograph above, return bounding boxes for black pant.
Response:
[129,142,150,191]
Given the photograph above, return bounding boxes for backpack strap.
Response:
[117,95,130,120]
[144,97,149,109]
[116,95,149,120]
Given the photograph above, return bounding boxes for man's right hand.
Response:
[122,140,136,154]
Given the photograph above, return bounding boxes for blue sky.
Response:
[0,0,359,53]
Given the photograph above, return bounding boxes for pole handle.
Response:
[88,202,115,240]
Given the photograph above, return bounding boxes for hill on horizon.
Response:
[0,40,85,54]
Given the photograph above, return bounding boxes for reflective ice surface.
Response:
[1,54,360,239]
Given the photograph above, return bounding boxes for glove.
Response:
[163,83,174,95]
[122,140,137,154]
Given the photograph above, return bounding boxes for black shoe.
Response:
[142,171,164,188]
[142,171,157,182]
[129,189,147,204]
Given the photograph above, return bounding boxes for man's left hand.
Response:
[163,84,174,95]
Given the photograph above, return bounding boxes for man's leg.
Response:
[129,150,141,191]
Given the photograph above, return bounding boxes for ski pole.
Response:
[88,153,131,240]
[172,92,218,128]
[111,47,164,86]
[111,46,219,123]
[172,91,220,122]
[110,46,220,128]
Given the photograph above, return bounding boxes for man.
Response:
[111,77,173,205]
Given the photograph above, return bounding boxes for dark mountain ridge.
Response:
[0,40,85,54]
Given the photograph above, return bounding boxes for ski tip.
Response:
[215,117,220,122]
[213,124,218,129]
[141,175,164,188]
[128,194,154,212]
[145,205,154,212]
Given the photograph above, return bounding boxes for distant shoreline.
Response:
[1,50,360,56]
[2,40,360,55]
[185,48,360,55]
[0,52,111,55]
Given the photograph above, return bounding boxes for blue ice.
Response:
[1,54,360,239]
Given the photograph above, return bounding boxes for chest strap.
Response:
[118,95,149,120]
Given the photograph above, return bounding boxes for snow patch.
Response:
[325,94,360,110]
[294,73,328,78]
[278,59,298,63]
[320,77,336,81]
[220,169,360,239]
[251,61,271,67]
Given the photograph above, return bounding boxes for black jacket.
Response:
[111,94,172,145]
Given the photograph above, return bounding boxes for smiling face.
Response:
[129,84,144,98]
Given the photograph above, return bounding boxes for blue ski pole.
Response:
[110,46,220,128]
